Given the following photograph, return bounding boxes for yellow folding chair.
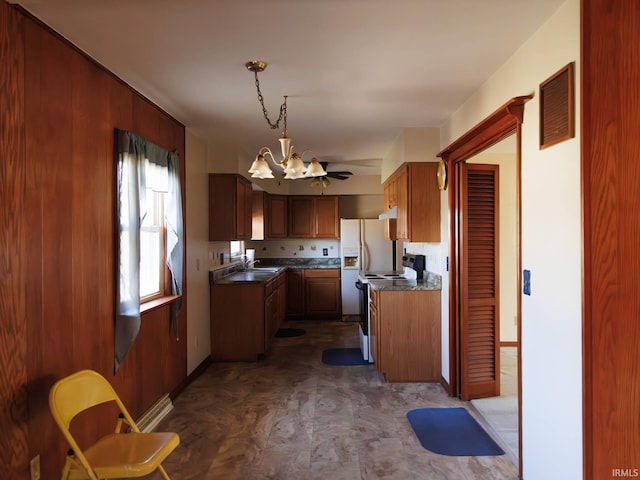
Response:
[49,369,180,480]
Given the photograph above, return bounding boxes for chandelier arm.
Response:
[254,71,285,130]
[259,146,285,168]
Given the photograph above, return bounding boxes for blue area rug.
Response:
[321,348,369,366]
[406,407,504,456]
[275,328,306,338]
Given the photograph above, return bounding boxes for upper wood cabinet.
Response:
[383,163,440,242]
[266,194,288,238]
[288,197,315,237]
[288,195,339,239]
[253,192,288,240]
[383,175,398,240]
[252,191,266,240]
[314,196,339,238]
[209,174,253,241]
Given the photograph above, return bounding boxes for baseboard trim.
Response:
[440,375,453,396]
[171,355,212,400]
[136,394,173,433]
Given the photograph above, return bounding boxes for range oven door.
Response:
[355,279,368,334]
[355,279,370,362]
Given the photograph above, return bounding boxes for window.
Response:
[140,189,165,301]
[115,129,184,371]
[230,240,243,259]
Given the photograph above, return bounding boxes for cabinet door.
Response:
[314,196,339,239]
[252,191,265,240]
[382,180,398,240]
[277,276,287,327]
[304,269,341,319]
[286,269,305,318]
[369,294,379,369]
[407,162,440,242]
[267,195,288,238]
[236,176,252,240]
[265,290,278,350]
[395,166,408,239]
[209,174,248,241]
[288,197,314,237]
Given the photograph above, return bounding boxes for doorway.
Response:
[437,95,532,477]
[465,135,520,462]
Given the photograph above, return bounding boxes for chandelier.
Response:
[245,61,327,180]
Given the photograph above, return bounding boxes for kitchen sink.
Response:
[223,271,274,282]
[250,267,281,273]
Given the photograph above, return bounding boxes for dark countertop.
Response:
[211,258,340,285]
[369,272,442,291]
[255,258,341,269]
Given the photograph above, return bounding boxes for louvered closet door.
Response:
[459,163,500,400]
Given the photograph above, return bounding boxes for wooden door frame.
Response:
[437,95,531,477]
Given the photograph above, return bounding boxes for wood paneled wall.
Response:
[0,3,28,478]
[582,0,640,477]
[1,3,187,478]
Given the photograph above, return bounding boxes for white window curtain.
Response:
[115,129,183,372]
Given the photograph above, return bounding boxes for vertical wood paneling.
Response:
[582,1,640,477]
[23,18,76,475]
[0,4,28,479]
[7,8,188,477]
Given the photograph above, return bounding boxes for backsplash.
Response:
[245,239,340,259]
[403,242,446,275]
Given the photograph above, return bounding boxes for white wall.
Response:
[440,1,581,478]
[185,129,212,374]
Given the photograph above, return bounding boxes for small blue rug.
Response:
[406,407,504,456]
[275,328,306,338]
[321,348,368,366]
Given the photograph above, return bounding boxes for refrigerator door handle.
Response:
[362,241,371,272]
[360,221,370,272]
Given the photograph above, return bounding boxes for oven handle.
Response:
[355,279,364,290]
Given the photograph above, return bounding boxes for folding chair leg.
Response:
[158,465,172,480]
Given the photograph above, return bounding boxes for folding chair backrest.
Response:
[49,370,121,429]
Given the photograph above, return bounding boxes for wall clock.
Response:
[437,159,448,190]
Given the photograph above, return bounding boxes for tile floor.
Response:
[150,320,518,480]
[470,347,519,462]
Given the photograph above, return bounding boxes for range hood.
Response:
[378,206,398,220]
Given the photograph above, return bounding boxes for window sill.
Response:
[141,295,180,314]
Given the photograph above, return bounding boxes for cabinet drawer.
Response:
[304,268,340,278]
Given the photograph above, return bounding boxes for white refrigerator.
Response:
[340,218,399,317]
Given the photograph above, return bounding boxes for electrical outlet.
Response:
[30,455,40,480]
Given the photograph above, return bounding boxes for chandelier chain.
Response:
[254,71,286,131]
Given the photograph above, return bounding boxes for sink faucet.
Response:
[241,256,259,271]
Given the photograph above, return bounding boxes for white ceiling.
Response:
[14,0,565,176]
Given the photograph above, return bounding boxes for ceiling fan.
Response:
[308,162,353,188]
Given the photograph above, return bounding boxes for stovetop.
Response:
[361,272,407,280]
[358,253,426,283]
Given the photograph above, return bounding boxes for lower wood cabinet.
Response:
[210,271,286,361]
[286,268,341,319]
[285,269,305,318]
[370,287,441,382]
[304,269,341,319]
